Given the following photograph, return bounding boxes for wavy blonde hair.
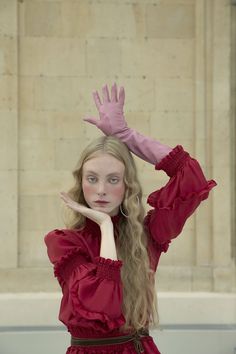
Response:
[63,135,159,332]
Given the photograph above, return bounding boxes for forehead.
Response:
[83,153,125,175]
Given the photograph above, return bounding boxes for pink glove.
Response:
[83,83,172,165]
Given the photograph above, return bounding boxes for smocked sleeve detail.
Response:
[155,145,190,177]
[144,145,217,269]
[94,256,123,281]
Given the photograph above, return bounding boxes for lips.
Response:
[94,201,109,204]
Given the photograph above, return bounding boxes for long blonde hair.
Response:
[63,135,159,332]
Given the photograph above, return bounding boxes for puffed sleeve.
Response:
[144,145,217,264]
[44,229,125,333]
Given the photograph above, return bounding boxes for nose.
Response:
[97,182,106,196]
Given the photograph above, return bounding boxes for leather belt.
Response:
[71,328,149,353]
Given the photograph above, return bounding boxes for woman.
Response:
[44,84,216,354]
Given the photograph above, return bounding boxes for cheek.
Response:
[82,181,94,198]
[111,184,125,200]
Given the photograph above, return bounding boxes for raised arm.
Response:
[83,83,173,164]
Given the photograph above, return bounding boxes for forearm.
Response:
[116,128,173,165]
[100,221,117,260]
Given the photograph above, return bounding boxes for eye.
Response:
[109,178,119,184]
[87,176,97,183]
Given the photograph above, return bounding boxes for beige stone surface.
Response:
[19,195,63,232]
[0,0,17,36]
[0,75,17,110]
[0,110,17,169]
[121,38,194,78]
[146,4,195,38]
[24,1,62,37]
[87,38,121,76]
[156,266,192,291]
[62,2,138,38]
[0,36,17,75]
[0,171,18,268]
[19,138,54,170]
[34,77,97,112]
[20,37,86,76]
[20,171,73,196]
[0,0,235,294]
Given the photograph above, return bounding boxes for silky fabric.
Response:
[45,145,216,354]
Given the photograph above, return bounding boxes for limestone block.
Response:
[0,170,17,268]
[156,266,192,291]
[19,77,35,110]
[212,139,230,169]
[0,110,17,169]
[0,36,17,75]
[35,77,95,112]
[62,2,137,38]
[0,75,17,109]
[213,266,235,292]
[159,228,195,266]
[55,138,87,170]
[0,268,60,292]
[150,111,193,140]
[20,171,73,196]
[154,77,194,112]
[138,166,164,196]
[53,112,87,139]
[121,38,193,78]
[86,38,121,76]
[120,77,155,112]
[19,110,55,139]
[84,126,104,142]
[19,229,64,267]
[19,139,54,170]
[125,112,150,137]
[213,0,231,40]
[24,1,62,37]
[61,1,90,37]
[213,231,231,267]
[192,266,213,291]
[212,168,230,236]
[146,4,195,39]
[20,37,86,76]
[19,195,63,231]
[195,201,213,266]
[0,0,17,36]
[213,80,230,113]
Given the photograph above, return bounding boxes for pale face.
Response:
[82,153,126,216]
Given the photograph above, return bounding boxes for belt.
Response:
[71,328,149,354]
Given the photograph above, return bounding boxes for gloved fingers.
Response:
[102,84,111,103]
[93,91,102,110]
[118,86,125,105]
[111,82,118,102]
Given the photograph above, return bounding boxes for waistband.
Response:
[71,328,149,354]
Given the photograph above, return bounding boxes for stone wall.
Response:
[0,0,235,293]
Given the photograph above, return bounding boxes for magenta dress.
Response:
[44,145,216,354]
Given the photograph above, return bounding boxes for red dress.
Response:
[44,145,216,354]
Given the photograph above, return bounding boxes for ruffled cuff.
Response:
[54,246,90,285]
[69,262,125,333]
[156,145,189,177]
[94,256,123,281]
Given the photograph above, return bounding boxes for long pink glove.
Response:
[83,83,172,165]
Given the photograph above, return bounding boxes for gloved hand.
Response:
[83,83,128,136]
[84,83,172,165]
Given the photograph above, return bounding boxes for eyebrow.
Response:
[84,170,122,177]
